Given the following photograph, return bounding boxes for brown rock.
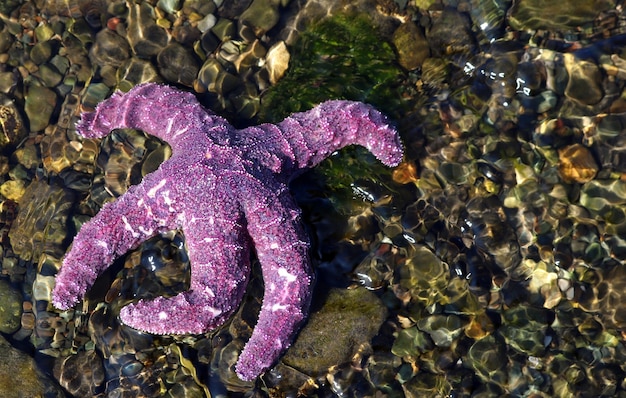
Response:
[558,143,599,183]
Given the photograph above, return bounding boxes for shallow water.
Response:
[2,0,626,397]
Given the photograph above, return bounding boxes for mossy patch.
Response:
[258,13,407,123]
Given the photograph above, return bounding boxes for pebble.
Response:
[197,13,217,33]
[563,54,603,106]
[427,8,475,58]
[0,71,16,96]
[24,84,57,132]
[171,24,201,46]
[116,57,162,91]
[0,30,13,54]
[264,40,290,85]
[420,57,448,88]
[157,0,183,14]
[233,39,266,73]
[90,29,131,68]
[200,29,221,54]
[29,41,53,65]
[198,58,240,95]
[54,350,105,397]
[558,143,599,183]
[239,0,281,37]
[38,64,63,87]
[0,95,26,146]
[127,2,171,58]
[0,180,25,201]
[157,43,200,87]
[34,23,55,42]
[211,18,236,41]
[33,274,56,302]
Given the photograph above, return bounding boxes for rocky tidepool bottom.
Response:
[1,0,626,396]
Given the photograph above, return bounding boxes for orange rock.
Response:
[558,143,599,183]
[392,161,419,184]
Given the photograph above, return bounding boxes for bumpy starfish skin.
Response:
[51,83,403,380]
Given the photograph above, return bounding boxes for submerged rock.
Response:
[54,350,105,397]
[558,143,599,183]
[392,21,430,71]
[508,0,616,31]
[24,84,57,132]
[0,278,21,333]
[90,29,131,68]
[0,334,65,397]
[281,287,387,376]
[0,94,26,147]
[563,54,603,106]
[126,2,170,58]
[157,43,200,87]
[8,180,74,262]
[239,0,281,37]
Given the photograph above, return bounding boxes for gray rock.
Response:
[157,43,200,87]
[90,29,131,68]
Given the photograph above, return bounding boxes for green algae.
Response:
[258,12,407,123]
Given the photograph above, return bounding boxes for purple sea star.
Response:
[51,83,403,380]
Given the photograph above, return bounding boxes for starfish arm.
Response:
[52,171,180,310]
[273,100,404,171]
[235,175,314,381]
[76,83,229,151]
[119,211,251,334]
[234,101,402,176]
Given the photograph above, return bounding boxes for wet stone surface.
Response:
[1,0,626,397]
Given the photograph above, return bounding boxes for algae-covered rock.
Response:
[392,22,430,71]
[281,287,387,375]
[24,84,57,132]
[0,0,22,16]
[0,334,65,397]
[0,278,21,333]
